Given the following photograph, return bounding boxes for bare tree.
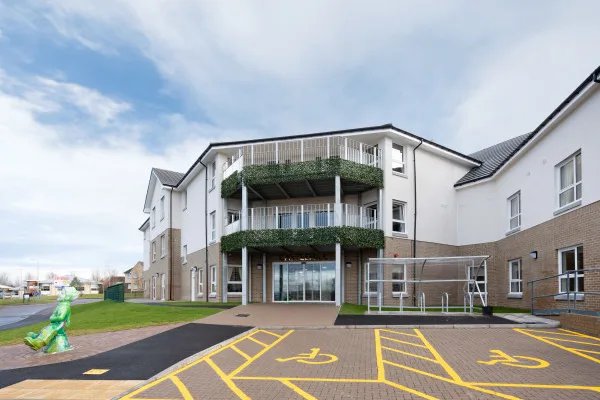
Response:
[0,272,11,286]
[46,272,58,280]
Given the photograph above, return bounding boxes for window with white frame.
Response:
[210,211,216,242]
[152,242,156,261]
[508,191,521,231]
[182,245,187,264]
[392,201,406,234]
[160,234,166,258]
[558,245,584,294]
[160,196,165,220]
[508,259,522,295]
[392,264,407,294]
[468,264,487,294]
[151,207,156,228]
[210,161,216,190]
[198,268,204,296]
[364,263,378,294]
[182,190,187,211]
[557,151,582,209]
[227,266,242,294]
[210,265,217,294]
[392,143,405,174]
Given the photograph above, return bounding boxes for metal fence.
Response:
[529,266,600,316]
[104,282,125,302]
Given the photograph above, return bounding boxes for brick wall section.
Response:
[558,313,600,336]
[179,242,221,301]
[143,228,176,300]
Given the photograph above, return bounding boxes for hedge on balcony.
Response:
[221,226,384,252]
[221,158,383,198]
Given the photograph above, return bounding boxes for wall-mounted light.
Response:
[529,251,538,260]
[257,264,263,270]
[345,262,352,269]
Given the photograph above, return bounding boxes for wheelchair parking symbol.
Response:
[276,347,338,365]
[478,349,549,369]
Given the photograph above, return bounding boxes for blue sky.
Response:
[0,1,598,283]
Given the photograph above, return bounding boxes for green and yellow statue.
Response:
[24,286,79,353]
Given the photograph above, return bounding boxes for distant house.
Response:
[124,262,144,293]
[38,276,100,296]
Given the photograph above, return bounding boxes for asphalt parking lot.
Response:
[122,327,600,400]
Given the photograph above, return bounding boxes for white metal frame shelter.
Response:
[365,256,489,314]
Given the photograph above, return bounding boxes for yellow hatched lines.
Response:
[121,329,293,400]
[515,328,600,364]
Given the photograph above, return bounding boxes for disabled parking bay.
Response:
[121,327,600,400]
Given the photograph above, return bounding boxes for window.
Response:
[209,211,216,242]
[557,152,582,208]
[227,266,242,294]
[392,201,406,234]
[558,246,584,293]
[392,143,405,174]
[152,241,156,261]
[182,190,187,211]
[508,192,521,231]
[315,210,333,227]
[210,161,216,190]
[392,264,407,294]
[182,245,187,264]
[468,264,487,294]
[160,234,166,258]
[227,210,240,224]
[296,212,309,228]
[210,265,217,294]
[151,207,156,228]
[508,259,522,295]
[364,264,378,294]
[198,268,204,296]
[160,196,165,220]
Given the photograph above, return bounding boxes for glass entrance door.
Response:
[272,262,335,302]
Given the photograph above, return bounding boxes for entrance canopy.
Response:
[366,256,489,314]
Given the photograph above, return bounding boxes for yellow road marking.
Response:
[381,345,438,363]
[414,329,463,383]
[572,348,600,355]
[234,376,378,383]
[257,329,283,338]
[280,380,317,400]
[169,376,192,400]
[521,329,585,337]
[374,329,385,381]
[468,382,600,392]
[380,335,427,348]
[559,328,600,339]
[383,360,521,400]
[229,329,295,377]
[535,336,600,346]
[383,379,440,400]
[515,328,600,364]
[477,350,549,369]
[121,329,291,399]
[205,358,249,400]
[246,335,269,347]
[231,345,252,361]
[83,369,109,375]
[380,329,419,338]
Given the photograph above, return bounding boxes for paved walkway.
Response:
[0,379,142,400]
[198,303,339,327]
[121,327,600,400]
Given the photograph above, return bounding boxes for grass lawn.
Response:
[339,303,530,315]
[0,300,221,346]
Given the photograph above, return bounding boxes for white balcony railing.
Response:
[223,135,382,179]
[224,203,377,234]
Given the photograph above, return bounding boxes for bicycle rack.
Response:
[463,292,473,313]
[399,294,404,312]
[441,292,449,313]
[418,292,426,313]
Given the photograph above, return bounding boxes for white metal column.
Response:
[222,253,228,303]
[262,253,267,303]
[241,183,248,305]
[191,268,196,301]
[335,243,342,306]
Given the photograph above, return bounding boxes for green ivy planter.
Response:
[221,158,383,198]
[221,226,384,252]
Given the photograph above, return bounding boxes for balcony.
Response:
[221,203,384,252]
[221,136,384,200]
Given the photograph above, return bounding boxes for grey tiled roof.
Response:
[153,168,185,187]
[455,133,534,186]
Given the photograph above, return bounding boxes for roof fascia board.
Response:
[143,172,158,213]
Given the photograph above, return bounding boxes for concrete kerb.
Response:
[114,327,257,400]
[258,322,560,330]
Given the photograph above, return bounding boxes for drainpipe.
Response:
[199,160,209,302]
[412,139,423,305]
[168,188,173,300]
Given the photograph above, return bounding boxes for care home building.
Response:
[139,66,600,314]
